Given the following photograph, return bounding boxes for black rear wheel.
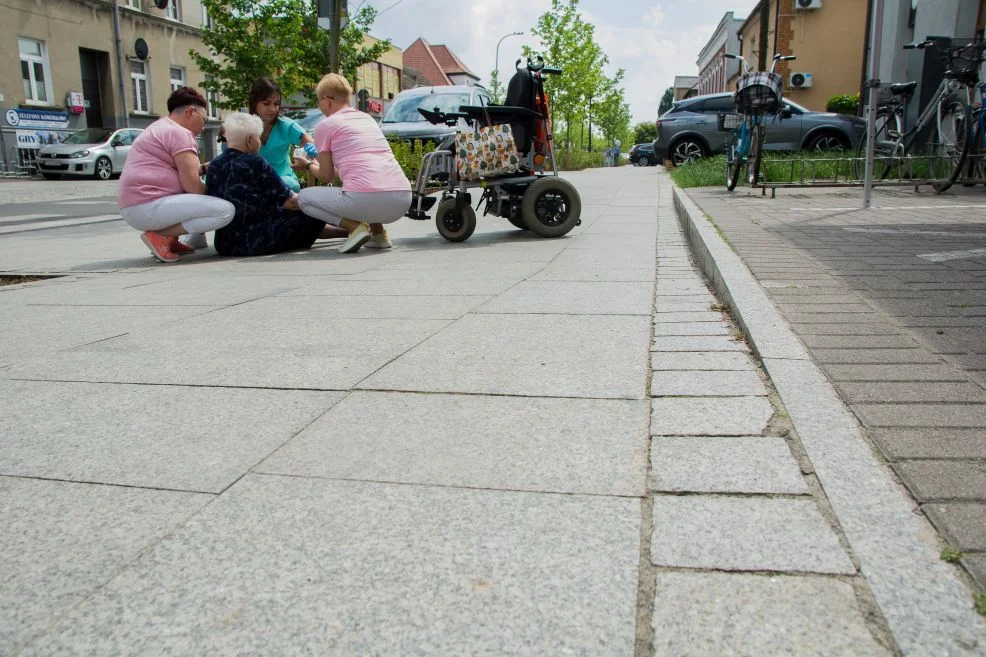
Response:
[726,132,743,191]
[746,124,763,185]
[929,97,971,194]
[854,109,901,181]
[521,177,582,238]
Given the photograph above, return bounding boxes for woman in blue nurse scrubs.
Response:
[248,77,318,193]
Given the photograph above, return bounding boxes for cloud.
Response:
[643,4,665,27]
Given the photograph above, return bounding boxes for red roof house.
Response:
[402,38,480,87]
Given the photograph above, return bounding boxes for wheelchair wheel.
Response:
[435,197,476,242]
[507,215,528,230]
[520,177,582,238]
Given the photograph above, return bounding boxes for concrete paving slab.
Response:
[650,396,773,435]
[897,461,986,500]
[651,572,891,657]
[856,403,986,427]
[651,351,757,371]
[653,299,716,313]
[358,313,650,399]
[652,311,726,323]
[835,381,986,403]
[650,437,808,494]
[651,495,854,574]
[0,380,340,492]
[527,265,655,282]
[18,475,640,657]
[651,335,748,352]
[811,349,942,364]
[0,476,212,656]
[651,322,732,336]
[923,503,986,551]
[259,391,649,496]
[477,281,653,315]
[2,314,451,389]
[652,369,767,396]
[873,428,986,459]
[225,294,490,320]
[821,363,967,382]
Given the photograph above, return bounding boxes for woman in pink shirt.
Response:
[296,73,411,254]
[117,87,235,263]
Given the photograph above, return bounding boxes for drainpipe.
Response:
[113,0,129,128]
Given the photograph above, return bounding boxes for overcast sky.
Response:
[364,0,760,126]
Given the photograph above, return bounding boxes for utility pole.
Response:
[588,95,593,153]
[113,0,129,127]
[758,0,769,71]
[317,0,344,74]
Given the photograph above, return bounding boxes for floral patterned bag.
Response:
[455,103,521,180]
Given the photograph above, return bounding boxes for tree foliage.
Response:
[631,121,657,145]
[487,68,505,104]
[191,0,390,109]
[658,86,674,116]
[593,70,631,146]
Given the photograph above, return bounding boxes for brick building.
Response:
[402,38,479,87]
[696,12,744,96]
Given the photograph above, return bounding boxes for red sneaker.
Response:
[169,236,196,254]
[140,231,179,263]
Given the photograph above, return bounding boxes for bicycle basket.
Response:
[949,43,983,85]
[734,72,784,114]
[717,112,743,131]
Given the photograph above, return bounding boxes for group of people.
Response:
[116,74,412,263]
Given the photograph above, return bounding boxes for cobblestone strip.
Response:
[643,175,896,657]
[672,179,986,656]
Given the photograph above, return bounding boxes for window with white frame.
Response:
[201,5,214,29]
[169,66,185,92]
[130,60,149,113]
[124,0,140,9]
[205,77,220,119]
[19,37,52,105]
[165,0,181,21]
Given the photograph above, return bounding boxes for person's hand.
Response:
[292,155,312,169]
[199,161,209,176]
[283,194,300,211]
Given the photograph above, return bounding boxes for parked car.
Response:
[380,85,492,143]
[283,107,325,137]
[37,127,143,180]
[653,92,866,166]
[629,143,657,166]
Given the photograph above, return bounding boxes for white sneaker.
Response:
[338,222,372,254]
[364,230,392,249]
[181,233,208,249]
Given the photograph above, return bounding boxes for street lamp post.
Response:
[495,31,524,98]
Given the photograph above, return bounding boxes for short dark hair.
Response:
[167,86,207,114]
[248,77,282,115]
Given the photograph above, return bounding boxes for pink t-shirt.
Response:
[117,117,198,208]
[314,107,411,193]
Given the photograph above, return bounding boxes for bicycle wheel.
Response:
[725,131,743,191]
[928,96,971,193]
[854,109,900,181]
[961,116,985,186]
[746,123,764,185]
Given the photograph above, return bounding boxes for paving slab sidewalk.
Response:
[0,168,979,656]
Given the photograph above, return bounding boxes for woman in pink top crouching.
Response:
[296,73,411,254]
[117,87,235,263]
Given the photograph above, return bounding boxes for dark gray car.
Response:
[653,92,866,166]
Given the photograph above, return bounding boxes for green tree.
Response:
[593,70,631,147]
[658,86,674,116]
[191,0,390,110]
[525,0,609,149]
[631,120,656,144]
[487,69,505,104]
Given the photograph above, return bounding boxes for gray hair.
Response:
[222,112,263,145]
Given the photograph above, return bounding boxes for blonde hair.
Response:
[222,112,263,146]
[315,73,352,103]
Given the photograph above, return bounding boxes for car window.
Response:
[382,92,472,123]
[474,92,492,106]
[679,100,704,113]
[699,97,735,113]
[126,130,142,142]
[113,132,134,146]
[62,128,113,144]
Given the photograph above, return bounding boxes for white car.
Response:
[37,127,143,180]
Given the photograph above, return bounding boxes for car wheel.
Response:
[94,157,113,180]
[805,132,848,152]
[670,138,705,166]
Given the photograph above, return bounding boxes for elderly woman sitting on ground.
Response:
[206,112,337,257]
[117,86,235,263]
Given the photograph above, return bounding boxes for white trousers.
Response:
[298,187,411,227]
[120,194,235,234]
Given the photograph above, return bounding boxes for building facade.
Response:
[353,35,403,119]
[736,0,868,112]
[673,75,699,101]
[402,38,479,87]
[2,0,221,172]
[697,12,744,96]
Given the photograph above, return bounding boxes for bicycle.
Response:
[722,52,796,191]
[855,40,985,193]
[960,77,986,185]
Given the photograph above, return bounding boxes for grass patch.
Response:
[667,149,937,189]
[0,275,55,287]
[976,593,986,616]
[940,547,963,563]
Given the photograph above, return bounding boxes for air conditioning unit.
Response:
[795,0,822,9]
[789,72,814,89]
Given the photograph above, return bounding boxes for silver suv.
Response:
[380,85,492,143]
[653,92,865,166]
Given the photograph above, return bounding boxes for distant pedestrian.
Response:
[116,86,234,263]
[296,73,412,253]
